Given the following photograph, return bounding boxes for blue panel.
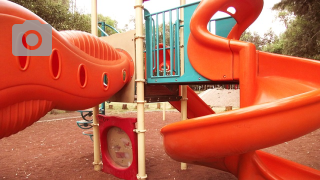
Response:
[178,2,210,83]
[144,2,236,84]
[215,17,237,37]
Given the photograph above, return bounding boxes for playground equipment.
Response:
[159,0,320,179]
[98,21,120,37]
[1,0,320,179]
[0,1,134,139]
[98,115,138,180]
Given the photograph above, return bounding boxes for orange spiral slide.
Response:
[161,0,320,179]
[0,1,134,139]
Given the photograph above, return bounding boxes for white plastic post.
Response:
[91,0,101,172]
[180,0,188,171]
[163,102,166,121]
[135,0,147,179]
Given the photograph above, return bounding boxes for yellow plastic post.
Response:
[135,0,147,179]
[180,0,187,171]
[163,102,166,121]
[180,86,188,170]
[91,0,101,172]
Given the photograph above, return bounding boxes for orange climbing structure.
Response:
[0,1,134,139]
[161,0,320,179]
[1,0,320,179]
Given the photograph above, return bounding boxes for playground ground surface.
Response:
[0,107,319,179]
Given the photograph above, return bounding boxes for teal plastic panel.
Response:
[145,2,236,84]
[177,2,210,83]
[215,17,236,37]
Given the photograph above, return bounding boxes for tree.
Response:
[11,0,91,32]
[158,23,173,46]
[272,0,320,60]
[262,35,283,55]
[276,11,294,29]
[240,29,282,53]
[240,31,263,50]
[122,16,136,32]
[97,14,119,36]
[261,29,283,54]
[10,0,120,36]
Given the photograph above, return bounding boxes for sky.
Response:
[75,0,286,36]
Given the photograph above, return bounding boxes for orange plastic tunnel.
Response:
[0,1,134,139]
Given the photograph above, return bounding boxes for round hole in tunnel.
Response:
[78,64,87,88]
[102,72,109,90]
[107,126,133,168]
[227,7,236,14]
[160,65,164,71]
[49,49,61,79]
[122,69,127,83]
[16,56,29,71]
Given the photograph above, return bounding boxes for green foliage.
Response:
[262,37,283,55]
[261,29,283,54]
[276,11,294,28]
[240,0,320,59]
[240,31,263,50]
[10,0,120,36]
[240,29,282,54]
[273,0,320,60]
[145,22,174,50]
[273,0,320,19]
[280,17,319,59]
[98,14,119,36]
[158,23,173,46]
[10,0,90,32]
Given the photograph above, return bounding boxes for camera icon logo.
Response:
[12,20,52,56]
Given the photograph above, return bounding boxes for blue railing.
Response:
[98,22,120,37]
[145,4,187,78]
[144,2,236,84]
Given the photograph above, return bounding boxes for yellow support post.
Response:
[91,0,101,172]
[135,0,147,179]
[181,85,188,170]
[163,102,166,121]
[180,0,187,171]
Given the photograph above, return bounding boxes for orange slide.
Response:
[0,1,134,139]
[161,0,320,179]
[169,86,215,119]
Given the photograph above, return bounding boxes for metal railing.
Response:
[145,2,198,79]
[144,2,236,83]
[98,22,120,37]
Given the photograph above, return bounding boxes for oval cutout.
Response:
[227,7,236,14]
[107,126,133,168]
[102,72,109,90]
[17,56,29,71]
[50,49,61,79]
[122,69,127,83]
[78,64,87,88]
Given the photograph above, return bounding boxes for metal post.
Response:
[135,0,147,179]
[91,0,101,172]
[180,0,185,76]
[180,0,187,171]
[101,22,106,37]
[101,102,105,115]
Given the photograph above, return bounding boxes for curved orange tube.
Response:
[0,1,134,138]
[162,0,320,179]
[187,0,263,81]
